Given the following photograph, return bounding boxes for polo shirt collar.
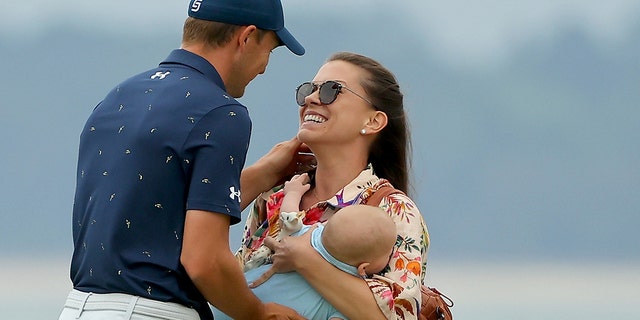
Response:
[160,49,226,91]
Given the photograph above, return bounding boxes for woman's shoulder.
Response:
[364,179,415,204]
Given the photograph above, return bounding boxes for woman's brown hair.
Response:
[327,52,412,194]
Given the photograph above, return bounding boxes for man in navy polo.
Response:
[59,1,306,319]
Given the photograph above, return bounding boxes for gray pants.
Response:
[58,289,200,320]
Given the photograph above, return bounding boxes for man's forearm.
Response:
[240,163,278,210]
[182,210,267,319]
[190,249,267,319]
[240,138,305,210]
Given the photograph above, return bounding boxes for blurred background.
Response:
[1,0,638,319]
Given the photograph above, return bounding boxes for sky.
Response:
[2,0,638,64]
[1,1,639,319]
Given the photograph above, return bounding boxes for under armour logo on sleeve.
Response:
[229,186,241,203]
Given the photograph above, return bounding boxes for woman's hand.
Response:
[249,224,319,288]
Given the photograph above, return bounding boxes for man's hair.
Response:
[182,17,268,48]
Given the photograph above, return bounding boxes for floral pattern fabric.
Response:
[236,164,429,319]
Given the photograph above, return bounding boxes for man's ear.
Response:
[237,25,258,50]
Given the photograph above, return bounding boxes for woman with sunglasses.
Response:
[236,52,429,319]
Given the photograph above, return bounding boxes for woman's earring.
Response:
[360,129,367,135]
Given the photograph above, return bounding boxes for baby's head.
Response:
[322,204,397,277]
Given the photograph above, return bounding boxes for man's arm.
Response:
[240,138,314,210]
[181,209,304,320]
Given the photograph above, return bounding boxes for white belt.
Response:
[64,289,199,320]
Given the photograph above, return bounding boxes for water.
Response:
[3,258,637,319]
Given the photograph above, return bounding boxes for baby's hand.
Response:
[283,173,311,195]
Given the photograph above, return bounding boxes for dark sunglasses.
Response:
[295,80,375,107]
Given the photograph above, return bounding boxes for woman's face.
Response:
[297,60,376,146]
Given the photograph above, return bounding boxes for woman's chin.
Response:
[296,126,317,139]
[296,131,309,143]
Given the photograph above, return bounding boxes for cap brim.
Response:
[276,28,305,56]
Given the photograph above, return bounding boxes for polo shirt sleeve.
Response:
[183,104,251,224]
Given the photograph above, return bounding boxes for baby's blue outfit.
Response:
[211,225,360,319]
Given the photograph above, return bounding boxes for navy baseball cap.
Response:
[187,0,305,56]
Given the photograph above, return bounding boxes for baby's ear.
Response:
[357,262,370,278]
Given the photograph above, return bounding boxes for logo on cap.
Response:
[191,0,202,12]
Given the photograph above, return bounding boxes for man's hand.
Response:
[240,137,316,210]
[265,138,316,187]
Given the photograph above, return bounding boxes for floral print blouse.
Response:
[236,164,430,319]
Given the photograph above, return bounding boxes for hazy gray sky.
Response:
[2,2,638,319]
[2,0,637,63]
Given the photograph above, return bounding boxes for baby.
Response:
[212,173,397,320]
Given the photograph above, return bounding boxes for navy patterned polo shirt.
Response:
[70,49,251,320]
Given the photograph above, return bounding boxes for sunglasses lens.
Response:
[295,81,341,106]
[318,81,340,105]
[296,82,314,106]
